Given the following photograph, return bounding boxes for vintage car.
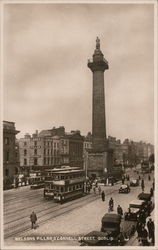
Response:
[80,231,111,246]
[130,179,139,187]
[124,199,146,221]
[100,213,125,245]
[119,184,130,193]
[137,192,154,213]
[137,192,151,201]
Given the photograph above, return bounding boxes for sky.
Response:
[3,3,155,143]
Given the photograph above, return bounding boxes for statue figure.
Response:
[96,36,100,49]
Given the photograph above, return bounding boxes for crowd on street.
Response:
[85,168,155,246]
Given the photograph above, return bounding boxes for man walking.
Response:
[141,179,145,192]
[140,225,149,246]
[101,191,105,201]
[147,218,155,245]
[30,211,37,229]
[98,186,101,195]
[117,205,123,216]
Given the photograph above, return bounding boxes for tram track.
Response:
[4,188,118,239]
[4,198,52,216]
[4,189,43,203]
[4,195,47,213]
[4,194,99,239]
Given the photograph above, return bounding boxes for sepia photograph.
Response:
[1,0,157,249]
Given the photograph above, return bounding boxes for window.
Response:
[4,137,9,145]
[24,149,27,156]
[34,149,37,155]
[24,158,27,165]
[34,141,37,146]
[34,158,38,165]
[73,185,75,191]
[44,149,46,155]
[6,151,9,161]
[5,169,9,176]
[24,141,27,146]
[44,157,46,165]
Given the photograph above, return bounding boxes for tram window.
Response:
[65,187,68,192]
[65,175,68,179]
[73,186,75,191]
[60,187,64,192]
[61,175,65,180]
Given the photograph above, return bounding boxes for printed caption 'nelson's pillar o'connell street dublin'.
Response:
[87,37,113,180]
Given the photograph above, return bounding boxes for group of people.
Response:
[136,218,155,246]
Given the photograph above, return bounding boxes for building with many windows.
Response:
[18,127,84,172]
[3,121,20,186]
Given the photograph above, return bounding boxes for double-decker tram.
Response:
[44,167,86,203]
[29,171,45,189]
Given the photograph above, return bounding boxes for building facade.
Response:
[3,121,20,185]
[18,127,84,172]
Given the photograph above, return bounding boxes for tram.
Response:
[44,167,86,203]
[29,171,45,189]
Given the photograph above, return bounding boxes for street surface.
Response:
[3,168,154,246]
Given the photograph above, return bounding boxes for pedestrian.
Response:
[95,181,98,188]
[152,180,155,191]
[98,186,101,195]
[147,200,152,216]
[147,218,155,245]
[140,225,149,246]
[93,186,96,194]
[101,191,105,201]
[117,205,123,216]
[136,221,143,241]
[148,175,151,181]
[139,209,146,224]
[141,179,145,192]
[30,211,37,229]
[109,197,114,211]
[122,177,125,185]
[150,187,153,197]
[139,175,141,181]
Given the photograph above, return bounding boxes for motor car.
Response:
[137,192,151,201]
[100,213,125,245]
[79,231,111,246]
[119,184,130,193]
[137,192,154,212]
[124,199,146,221]
[130,179,139,187]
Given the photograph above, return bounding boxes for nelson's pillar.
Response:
[87,37,113,178]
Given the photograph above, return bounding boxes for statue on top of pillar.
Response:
[96,36,100,50]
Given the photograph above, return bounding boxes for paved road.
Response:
[3,168,154,247]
